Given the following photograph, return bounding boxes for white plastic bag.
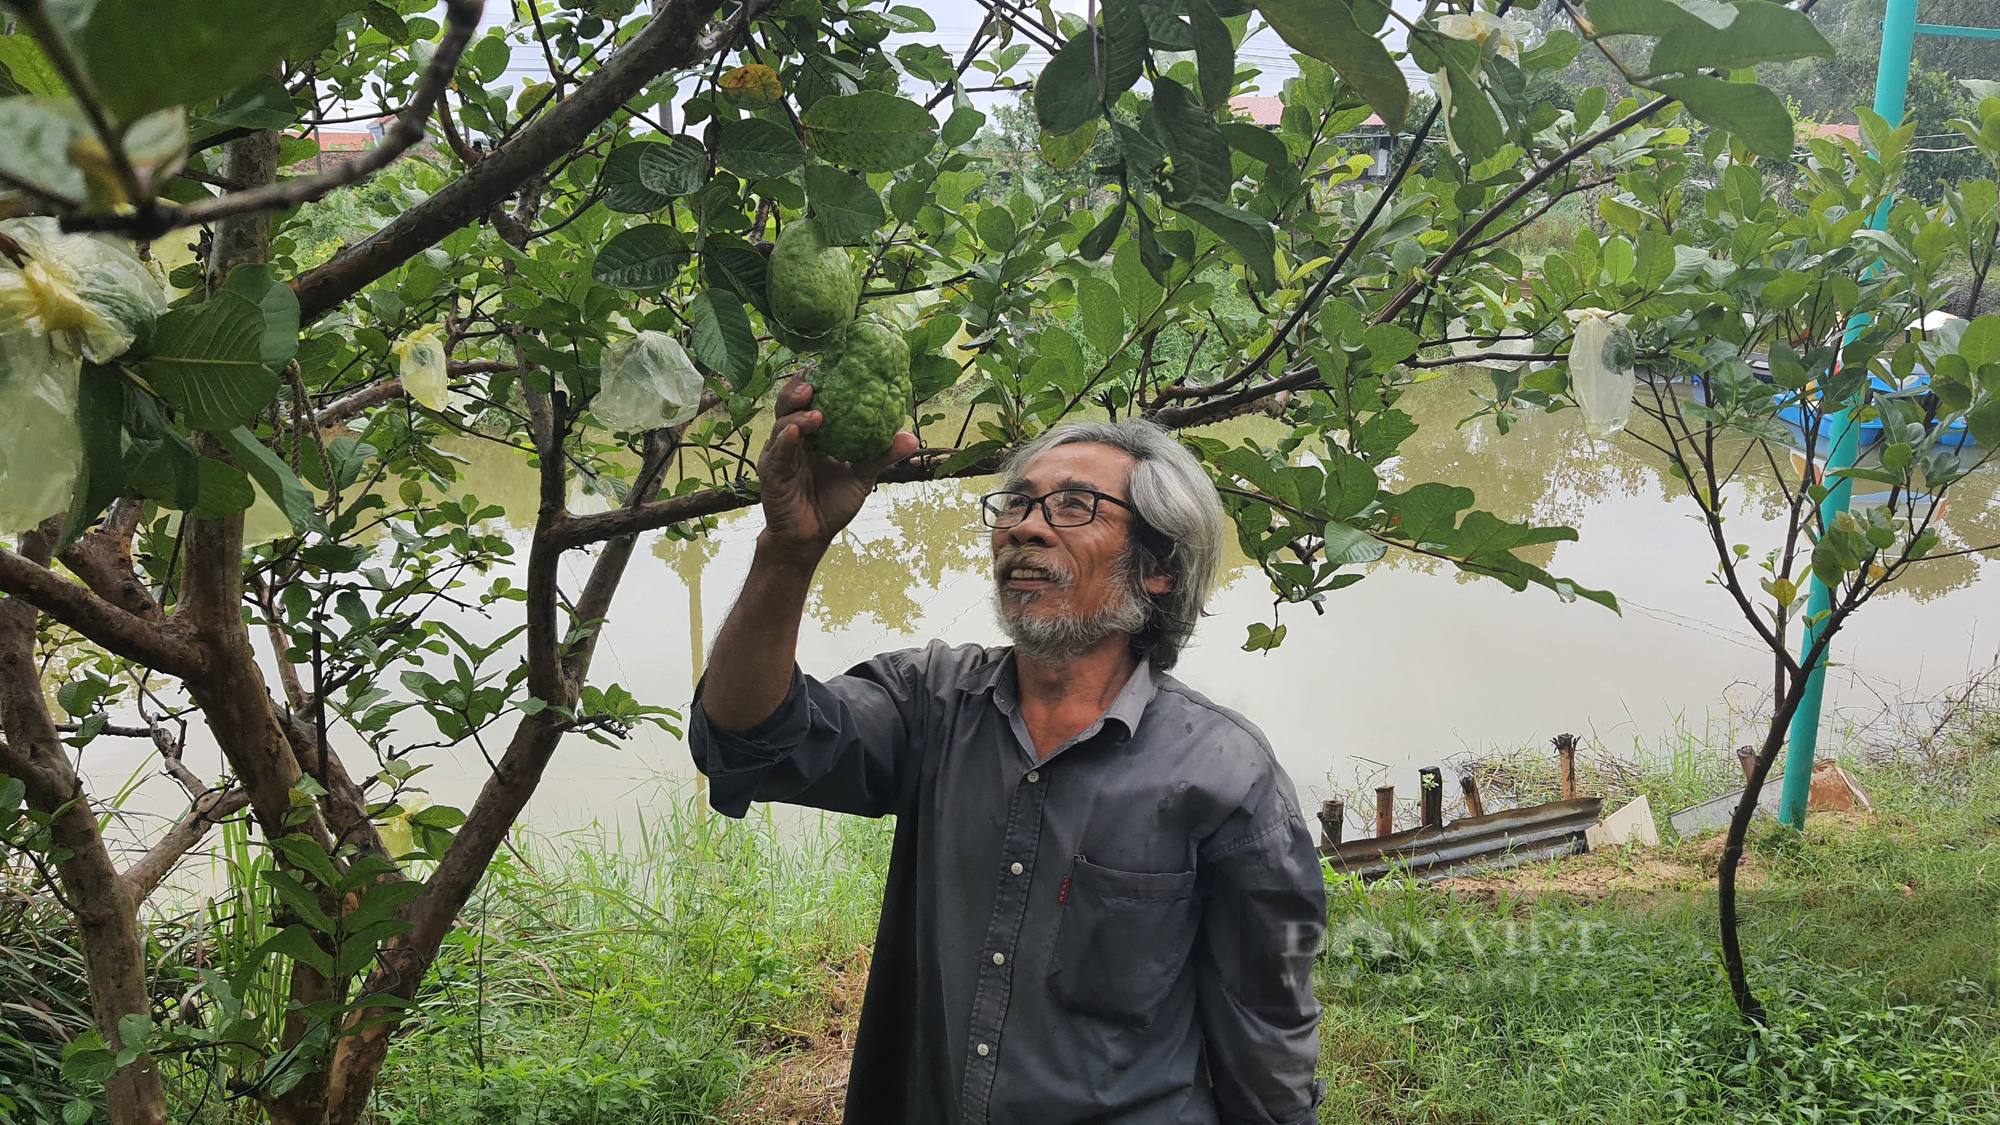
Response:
[0,332,82,533]
[0,218,163,532]
[595,330,703,432]
[1566,309,1637,437]
[392,323,449,410]
[0,216,165,363]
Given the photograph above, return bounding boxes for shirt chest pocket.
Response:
[1045,855,1199,1028]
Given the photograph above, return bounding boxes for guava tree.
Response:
[1465,48,2000,1019]
[0,0,1844,1118]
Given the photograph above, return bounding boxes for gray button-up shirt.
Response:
[689,641,1325,1125]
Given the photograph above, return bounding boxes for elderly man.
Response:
[690,381,1325,1124]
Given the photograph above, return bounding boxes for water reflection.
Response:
[82,378,2000,844]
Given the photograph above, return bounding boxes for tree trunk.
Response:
[0,527,167,1125]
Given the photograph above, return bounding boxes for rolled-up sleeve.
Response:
[1194,810,1326,1124]
[688,650,926,819]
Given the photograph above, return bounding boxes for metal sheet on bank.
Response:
[1322,797,1604,883]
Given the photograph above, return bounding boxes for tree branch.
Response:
[118,787,250,902]
[0,547,203,678]
[291,0,757,324]
[58,1,485,242]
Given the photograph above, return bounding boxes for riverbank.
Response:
[355,724,1998,1125]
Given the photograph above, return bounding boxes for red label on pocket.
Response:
[1058,875,1071,904]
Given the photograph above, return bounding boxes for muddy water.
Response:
[86,375,2000,853]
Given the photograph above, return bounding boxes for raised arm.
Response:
[699,378,919,731]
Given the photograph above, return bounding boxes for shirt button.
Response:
[1010,862,1024,875]
[992,951,1006,965]
[977,1042,991,1057]
[1026,770,1040,783]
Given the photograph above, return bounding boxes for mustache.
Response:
[992,545,1073,586]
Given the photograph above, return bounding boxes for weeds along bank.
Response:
[4,735,1995,1124]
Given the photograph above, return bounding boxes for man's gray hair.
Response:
[999,419,1225,670]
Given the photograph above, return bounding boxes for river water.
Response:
[84,375,2000,851]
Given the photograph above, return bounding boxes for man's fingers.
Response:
[776,378,814,414]
[856,431,922,479]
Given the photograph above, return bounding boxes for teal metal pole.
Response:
[1780,0,1921,827]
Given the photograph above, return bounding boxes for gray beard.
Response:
[992,551,1149,665]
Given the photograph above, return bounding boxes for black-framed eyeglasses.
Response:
[979,488,1134,529]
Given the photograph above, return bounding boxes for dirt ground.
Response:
[722,947,870,1124]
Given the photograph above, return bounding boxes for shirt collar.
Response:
[960,648,1159,742]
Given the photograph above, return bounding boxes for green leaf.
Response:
[0,96,88,199]
[1645,1,1833,77]
[71,0,338,122]
[593,224,690,289]
[1036,33,1101,135]
[1652,74,1796,159]
[1076,276,1126,355]
[1190,0,1235,109]
[138,291,281,431]
[221,264,300,368]
[190,458,254,519]
[1394,482,1473,546]
[690,289,757,390]
[1174,198,1277,289]
[218,426,324,534]
[1078,199,1126,261]
[268,834,340,887]
[0,34,64,96]
[1039,119,1101,171]
[805,164,885,244]
[1960,315,2000,368]
[803,91,938,173]
[201,76,296,131]
[260,869,334,934]
[602,142,673,213]
[1323,521,1387,566]
[1521,29,1580,71]
[1220,121,1289,168]
[61,364,127,547]
[1252,0,1407,129]
[714,116,803,179]
[942,105,985,148]
[636,134,707,198]
[1586,0,1736,36]
[1322,446,1379,519]
[257,925,333,977]
[704,242,769,314]
[1152,79,1231,203]
[1101,0,1148,97]
[1969,399,2000,448]
[1242,621,1287,651]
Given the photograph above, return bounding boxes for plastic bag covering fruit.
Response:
[393,324,449,410]
[767,218,857,349]
[1566,308,1637,437]
[0,332,83,533]
[808,318,910,463]
[0,217,166,363]
[595,330,703,432]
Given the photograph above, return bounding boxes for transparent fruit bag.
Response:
[392,323,449,409]
[1566,309,1637,437]
[595,330,703,432]
[0,218,166,532]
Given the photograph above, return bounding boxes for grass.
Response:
[1316,756,2000,1123]
[5,720,1994,1124]
[366,801,891,1125]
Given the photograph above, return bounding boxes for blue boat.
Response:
[1770,369,1975,450]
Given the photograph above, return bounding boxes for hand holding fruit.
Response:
[757,378,917,553]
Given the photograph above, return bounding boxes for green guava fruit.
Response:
[807,317,910,463]
[767,218,857,348]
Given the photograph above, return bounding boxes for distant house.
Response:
[1228,95,1394,178]
[286,119,433,175]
